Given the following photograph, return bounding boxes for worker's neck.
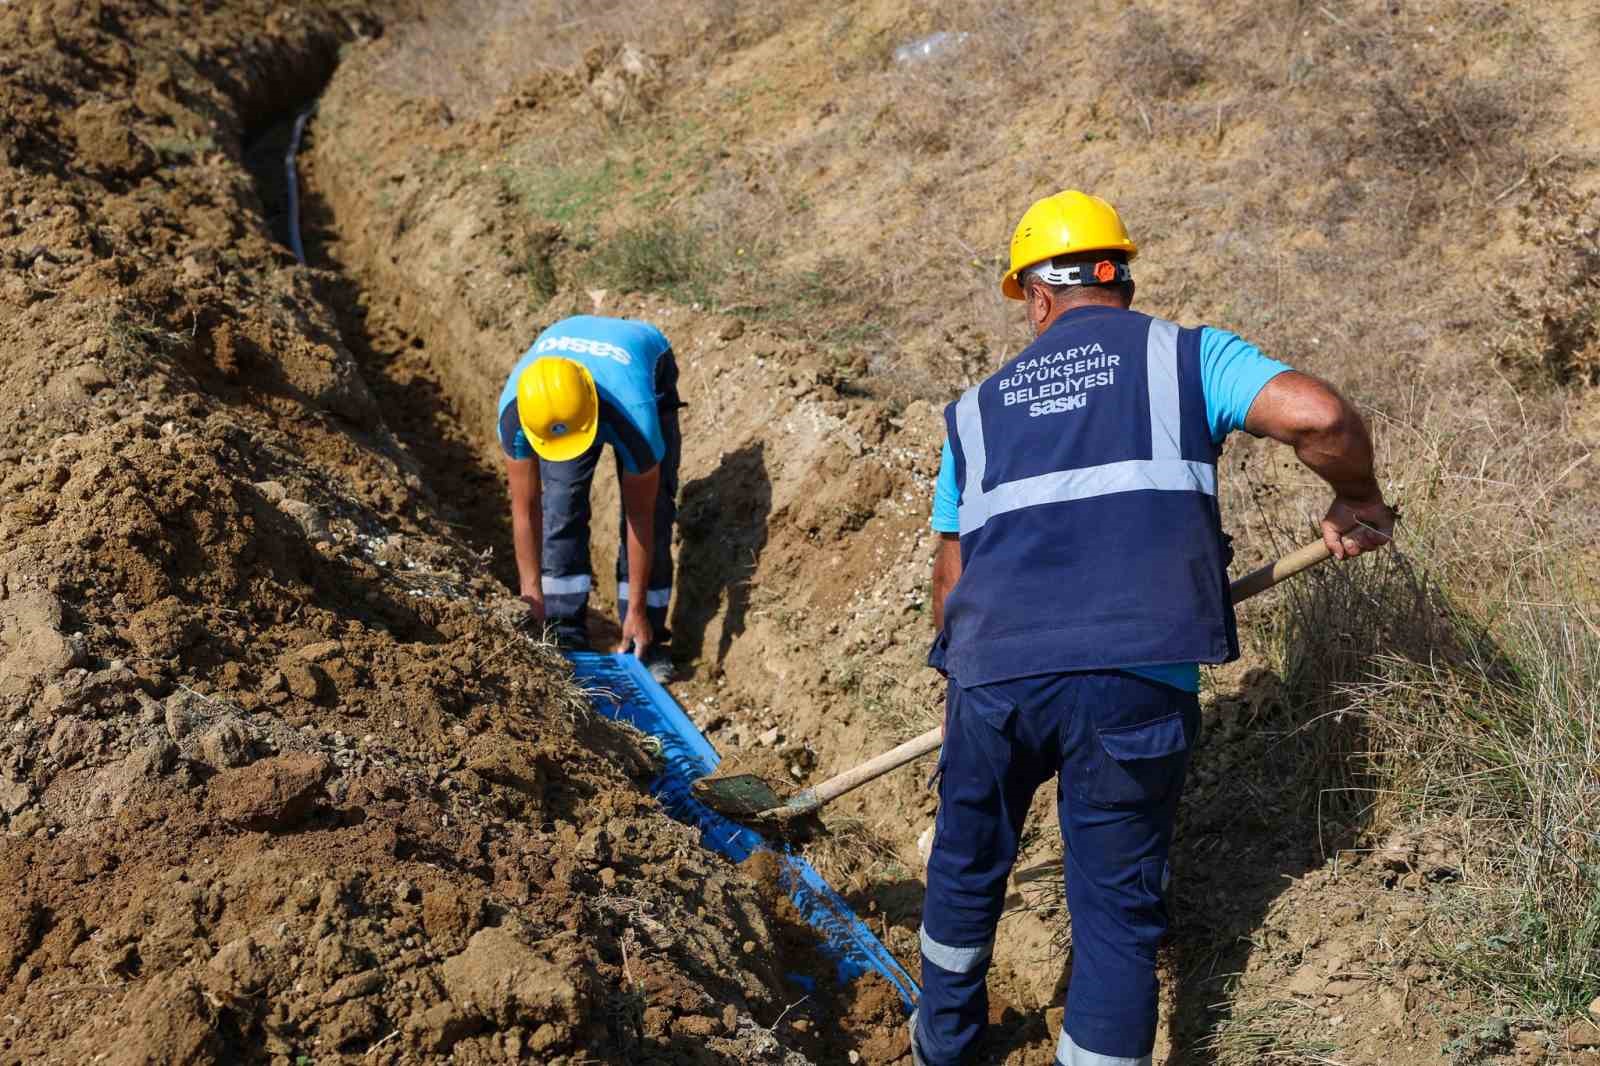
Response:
[1033,292,1129,336]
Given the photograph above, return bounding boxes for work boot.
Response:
[643,646,675,684]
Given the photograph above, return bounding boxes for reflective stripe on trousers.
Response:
[917,995,1155,1065]
[954,316,1211,537]
[920,925,993,973]
[540,573,592,621]
[1056,1031,1151,1066]
[617,586,672,609]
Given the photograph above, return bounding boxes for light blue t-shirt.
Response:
[498,315,671,473]
[930,326,1291,692]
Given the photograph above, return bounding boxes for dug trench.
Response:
[0,4,905,1065]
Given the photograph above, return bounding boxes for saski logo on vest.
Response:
[535,333,633,366]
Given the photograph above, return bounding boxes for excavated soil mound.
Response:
[0,3,845,1064]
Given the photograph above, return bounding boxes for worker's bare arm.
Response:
[505,457,545,618]
[616,464,661,656]
[931,534,962,631]
[1243,371,1393,560]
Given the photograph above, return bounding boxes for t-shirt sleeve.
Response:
[498,401,534,460]
[930,439,960,533]
[1199,327,1294,444]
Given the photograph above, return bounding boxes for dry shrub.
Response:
[869,88,955,157]
[1114,8,1207,100]
[1369,70,1520,175]
[371,0,800,117]
[1498,177,1600,387]
[1266,545,1452,816]
[1247,0,1553,214]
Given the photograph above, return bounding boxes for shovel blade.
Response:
[691,772,786,818]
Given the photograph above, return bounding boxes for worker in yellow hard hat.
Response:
[913,190,1394,1065]
[497,314,683,682]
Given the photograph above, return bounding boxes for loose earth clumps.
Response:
[0,3,878,1063]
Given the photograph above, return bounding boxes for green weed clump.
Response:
[587,218,709,298]
[148,132,217,161]
[498,159,618,224]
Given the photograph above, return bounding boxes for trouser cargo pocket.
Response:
[1083,710,1191,809]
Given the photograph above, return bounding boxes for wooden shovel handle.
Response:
[809,727,946,807]
[1228,538,1332,604]
[804,537,1334,809]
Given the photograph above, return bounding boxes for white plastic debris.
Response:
[893,31,970,65]
[917,822,936,865]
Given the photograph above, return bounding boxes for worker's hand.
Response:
[518,592,546,626]
[1321,493,1395,560]
[616,608,653,659]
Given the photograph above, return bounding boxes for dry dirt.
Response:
[5,1,1600,1064]
[0,3,875,1064]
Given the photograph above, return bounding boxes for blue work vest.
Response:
[936,306,1238,687]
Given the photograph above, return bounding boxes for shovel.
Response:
[692,537,1333,832]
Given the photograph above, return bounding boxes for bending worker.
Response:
[498,313,681,682]
[916,190,1394,1065]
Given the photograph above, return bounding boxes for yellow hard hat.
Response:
[517,357,599,462]
[1001,190,1138,300]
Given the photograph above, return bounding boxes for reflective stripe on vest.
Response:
[955,318,1214,536]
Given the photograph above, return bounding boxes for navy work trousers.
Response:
[539,352,681,648]
[914,670,1198,1066]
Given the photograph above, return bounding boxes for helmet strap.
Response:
[1024,257,1132,289]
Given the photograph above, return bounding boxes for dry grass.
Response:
[1264,546,1450,817]
[1339,565,1600,1016]
[806,814,911,896]
[371,0,812,116]
[1243,440,1600,1019]
[1203,1000,1339,1065]
[835,643,942,745]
